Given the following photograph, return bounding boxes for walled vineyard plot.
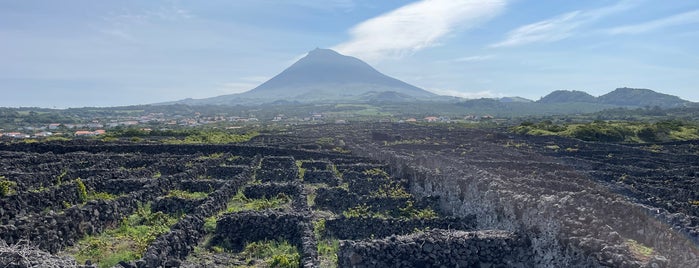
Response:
[300,123,698,267]
[0,141,530,268]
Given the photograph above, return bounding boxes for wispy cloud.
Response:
[99,4,192,41]
[491,0,638,47]
[334,0,507,62]
[446,54,495,63]
[429,88,500,99]
[606,9,699,35]
[216,76,268,94]
[293,0,357,12]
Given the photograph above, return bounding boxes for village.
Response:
[0,109,497,140]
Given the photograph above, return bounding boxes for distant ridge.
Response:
[598,87,688,108]
[172,48,440,105]
[537,87,690,108]
[538,90,596,104]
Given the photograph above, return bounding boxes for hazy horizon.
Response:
[2,0,699,108]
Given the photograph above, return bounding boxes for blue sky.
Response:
[1,0,698,108]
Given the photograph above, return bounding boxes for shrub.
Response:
[0,177,17,197]
[76,178,88,203]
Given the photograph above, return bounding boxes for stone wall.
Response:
[137,179,247,268]
[338,229,532,268]
[325,216,476,240]
[211,211,306,251]
[243,183,302,200]
[314,187,438,214]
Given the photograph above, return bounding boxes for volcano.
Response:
[176,48,439,105]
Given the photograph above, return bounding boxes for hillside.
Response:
[598,87,689,108]
[538,90,596,103]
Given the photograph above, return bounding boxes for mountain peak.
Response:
[175,48,438,105]
[308,48,340,56]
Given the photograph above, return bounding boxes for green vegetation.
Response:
[362,168,389,180]
[198,152,224,159]
[68,203,178,268]
[317,239,339,268]
[86,191,117,201]
[295,160,306,180]
[238,240,300,268]
[342,204,373,218]
[56,169,68,185]
[0,176,17,197]
[160,130,258,144]
[342,201,438,220]
[75,178,88,203]
[225,191,292,213]
[625,239,655,261]
[203,215,218,234]
[372,183,412,198]
[398,201,438,219]
[166,189,209,200]
[313,219,339,267]
[513,120,699,143]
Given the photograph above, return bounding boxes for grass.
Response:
[198,152,224,160]
[0,176,17,197]
[512,120,699,143]
[162,131,258,144]
[238,240,300,268]
[362,168,389,179]
[76,178,87,203]
[225,190,292,213]
[625,239,655,261]
[317,239,339,268]
[86,191,118,201]
[166,189,209,200]
[295,161,306,180]
[342,201,439,220]
[371,183,412,198]
[67,203,178,268]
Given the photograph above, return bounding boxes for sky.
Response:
[1,0,698,108]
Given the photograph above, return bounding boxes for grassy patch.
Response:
[224,190,292,213]
[162,131,258,144]
[317,239,339,268]
[86,192,117,201]
[0,176,17,197]
[371,183,411,198]
[167,189,209,200]
[198,152,224,160]
[67,203,178,268]
[625,239,654,261]
[512,119,699,143]
[295,160,306,180]
[76,178,88,203]
[238,240,300,268]
[362,168,389,179]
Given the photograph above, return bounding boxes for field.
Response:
[0,123,698,267]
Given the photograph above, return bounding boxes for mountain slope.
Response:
[538,90,597,103]
[176,48,438,105]
[598,87,689,108]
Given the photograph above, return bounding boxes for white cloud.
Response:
[333,0,506,62]
[491,0,638,47]
[216,76,268,94]
[448,54,495,63]
[293,0,357,12]
[428,88,500,99]
[606,10,699,35]
[99,4,192,41]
